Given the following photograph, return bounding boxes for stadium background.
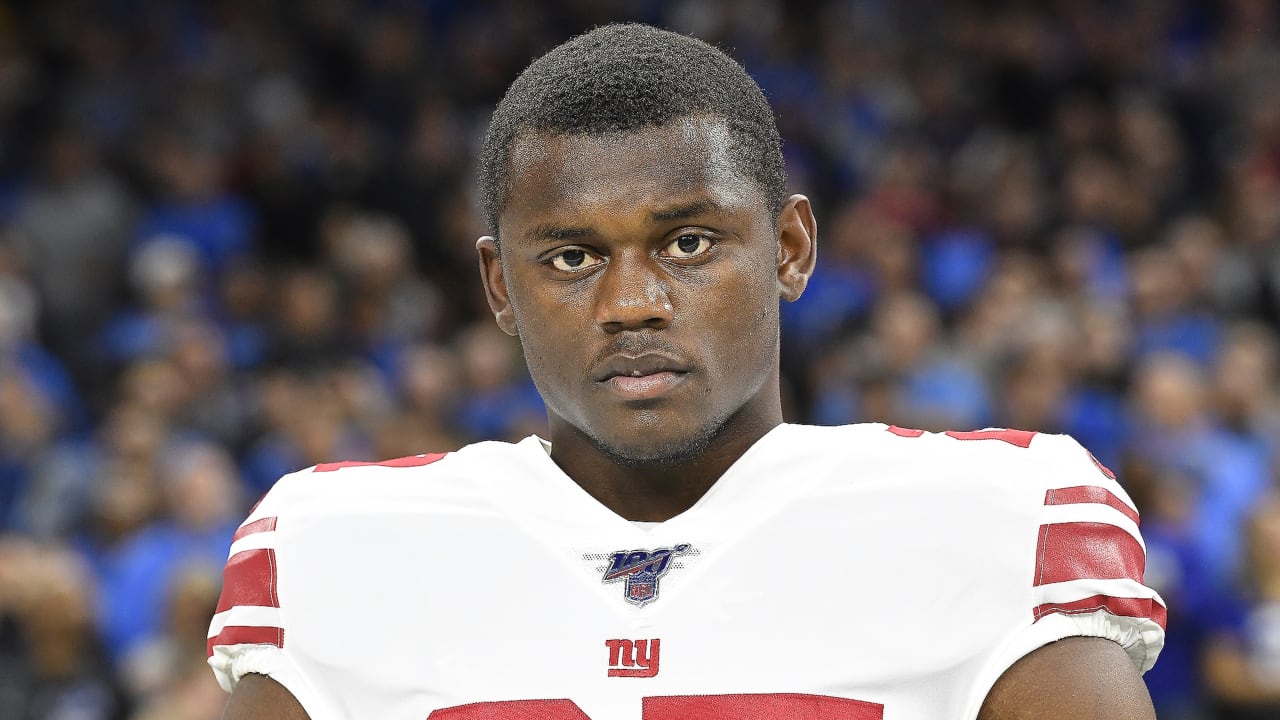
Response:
[0,0,1277,717]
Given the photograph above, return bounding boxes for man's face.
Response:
[479,117,812,464]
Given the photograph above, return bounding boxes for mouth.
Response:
[594,353,691,401]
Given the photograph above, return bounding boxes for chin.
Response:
[590,423,719,468]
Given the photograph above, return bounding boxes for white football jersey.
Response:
[208,423,1165,720]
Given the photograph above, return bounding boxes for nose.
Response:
[594,253,673,332]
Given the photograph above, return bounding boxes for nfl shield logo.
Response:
[627,581,655,602]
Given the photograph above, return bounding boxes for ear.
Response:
[776,194,817,302]
[476,236,517,336]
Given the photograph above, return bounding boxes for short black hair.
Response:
[477,23,787,237]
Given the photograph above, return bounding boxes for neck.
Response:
[548,409,781,522]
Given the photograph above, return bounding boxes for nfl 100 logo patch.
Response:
[597,544,692,606]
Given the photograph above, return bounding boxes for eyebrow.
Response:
[522,199,725,243]
[649,199,720,222]
[526,224,593,241]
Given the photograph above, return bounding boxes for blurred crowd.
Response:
[0,0,1277,718]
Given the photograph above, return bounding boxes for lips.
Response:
[594,353,689,381]
[594,353,691,400]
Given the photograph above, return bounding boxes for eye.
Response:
[548,247,604,273]
[664,233,713,259]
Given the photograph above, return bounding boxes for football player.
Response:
[212,23,1164,720]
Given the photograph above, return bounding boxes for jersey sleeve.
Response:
[981,433,1166,690]
[206,471,339,720]
[961,433,1167,718]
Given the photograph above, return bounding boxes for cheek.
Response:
[512,332,570,416]
[513,303,589,387]
[699,271,780,363]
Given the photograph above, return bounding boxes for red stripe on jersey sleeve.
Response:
[313,452,448,472]
[232,516,277,543]
[206,625,285,657]
[215,548,280,614]
[1033,594,1168,631]
[1034,522,1145,586]
[1044,486,1140,525]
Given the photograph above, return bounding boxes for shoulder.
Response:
[784,423,1118,490]
[256,438,534,510]
[783,424,1142,550]
[207,437,541,703]
[229,438,544,549]
[868,423,1092,466]
[791,425,1167,697]
[786,421,1056,454]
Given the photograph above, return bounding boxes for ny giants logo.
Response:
[601,544,691,606]
[605,638,660,678]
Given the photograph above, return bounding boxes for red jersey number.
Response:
[886,425,1037,448]
[428,694,884,719]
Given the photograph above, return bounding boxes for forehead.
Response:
[500,117,767,234]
